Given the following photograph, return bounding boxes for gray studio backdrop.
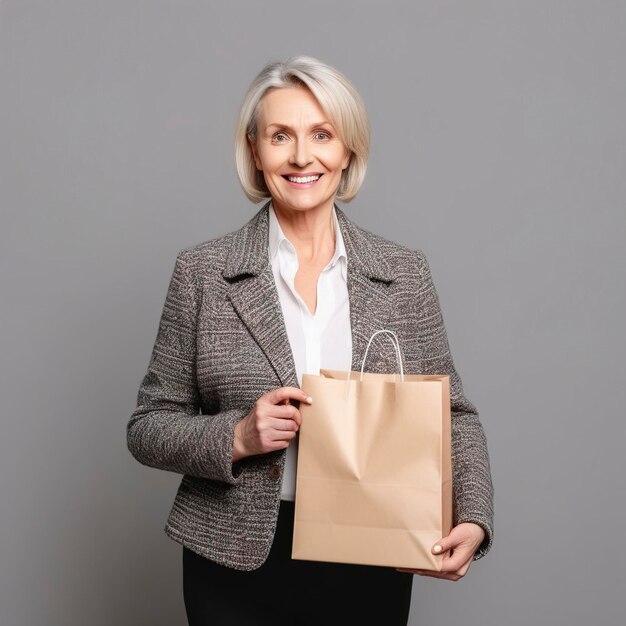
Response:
[1,1,624,625]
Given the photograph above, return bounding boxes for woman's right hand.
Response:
[232,387,313,462]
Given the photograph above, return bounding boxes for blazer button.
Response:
[267,465,281,480]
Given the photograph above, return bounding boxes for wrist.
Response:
[232,421,248,463]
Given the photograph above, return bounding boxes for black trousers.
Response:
[183,500,413,626]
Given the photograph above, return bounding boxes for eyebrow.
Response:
[264,122,334,131]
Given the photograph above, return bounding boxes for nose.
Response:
[289,137,313,168]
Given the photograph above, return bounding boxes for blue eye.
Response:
[273,132,289,143]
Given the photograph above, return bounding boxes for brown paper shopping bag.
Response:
[292,329,452,571]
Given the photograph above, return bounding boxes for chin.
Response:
[275,193,338,214]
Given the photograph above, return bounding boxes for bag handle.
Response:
[346,329,405,383]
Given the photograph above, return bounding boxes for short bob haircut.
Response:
[235,56,370,204]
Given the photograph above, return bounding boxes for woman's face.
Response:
[249,86,350,216]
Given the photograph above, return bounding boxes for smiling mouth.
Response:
[282,174,323,184]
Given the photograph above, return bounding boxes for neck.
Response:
[271,200,336,264]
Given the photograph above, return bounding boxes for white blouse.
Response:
[268,203,352,501]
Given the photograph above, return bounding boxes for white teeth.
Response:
[287,175,320,183]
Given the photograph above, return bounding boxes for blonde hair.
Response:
[235,56,370,203]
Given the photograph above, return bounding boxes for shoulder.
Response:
[172,203,269,280]
[346,216,433,281]
[161,237,231,301]
[170,204,259,276]
[175,230,237,274]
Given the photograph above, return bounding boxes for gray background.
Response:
[1,1,624,624]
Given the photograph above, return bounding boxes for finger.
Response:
[269,429,297,443]
[269,439,291,451]
[434,572,462,581]
[419,569,462,581]
[259,423,297,443]
[431,529,461,554]
[432,536,453,555]
[440,547,473,573]
[267,387,313,406]
[266,416,300,432]
[457,559,472,577]
[280,406,302,428]
[271,407,302,428]
[262,404,301,422]
[396,567,448,577]
[397,568,460,581]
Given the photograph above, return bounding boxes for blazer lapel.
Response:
[334,206,397,372]
[222,202,397,388]
[223,203,299,388]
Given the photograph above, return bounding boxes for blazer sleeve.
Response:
[127,250,246,484]
[414,250,494,560]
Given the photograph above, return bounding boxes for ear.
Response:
[248,135,263,171]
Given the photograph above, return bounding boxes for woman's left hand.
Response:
[395,522,485,581]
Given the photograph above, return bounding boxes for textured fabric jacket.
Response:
[127,201,494,571]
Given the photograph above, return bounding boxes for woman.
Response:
[127,56,494,625]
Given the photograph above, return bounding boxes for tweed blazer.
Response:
[127,201,494,571]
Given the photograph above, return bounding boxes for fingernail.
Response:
[306,396,313,404]
[433,544,443,553]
